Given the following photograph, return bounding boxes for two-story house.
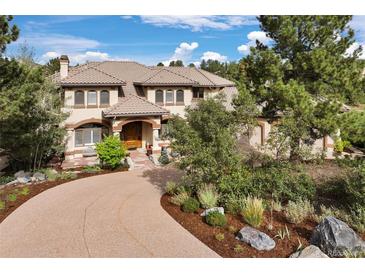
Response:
[54,55,336,161]
[54,55,238,159]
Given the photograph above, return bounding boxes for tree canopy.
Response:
[169,60,184,67]
[237,15,365,160]
[0,15,19,54]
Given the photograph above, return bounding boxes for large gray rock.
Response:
[33,172,46,181]
[17,176,31,184]
[125,156,134,171]
[290,245,329,258]
[236,226,276,251]
[310,216,365,257]
[14,170,26,178]
[200,207,224,217]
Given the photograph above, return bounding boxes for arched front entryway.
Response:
[121,121,143,149]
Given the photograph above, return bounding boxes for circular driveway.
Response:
[0,168,218,258]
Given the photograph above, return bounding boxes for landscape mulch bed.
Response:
[0,167,127,223]
[161,194,365,258]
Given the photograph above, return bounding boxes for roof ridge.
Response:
[91,66,126,83]
[61,62,101,81]
[193,67,216,86]
[162,67,198,84]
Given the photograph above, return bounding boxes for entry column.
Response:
[152,128,160,152]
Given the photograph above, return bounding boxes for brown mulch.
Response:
[0,167,127,223]
[161,194,365,258]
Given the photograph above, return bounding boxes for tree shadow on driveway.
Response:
[142,165,184,194]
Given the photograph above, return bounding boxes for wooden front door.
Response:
[122,121,142,149]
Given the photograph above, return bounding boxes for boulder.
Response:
[200,207,224,217]
[17,176,31,184]
[310,216,365,257]
[125,156,134,171]
[33,172,46,181]
[236,226,276,251]
[290,245,329,258]
[6,179,18,186]
[14,170,25,178]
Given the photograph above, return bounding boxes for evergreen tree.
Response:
[44,57,61,75]
[169,60,184,67]
[156,62,164,67]
[238,16,365,160]
[0,15,19,54]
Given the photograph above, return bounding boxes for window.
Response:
[193,87,204,99]
[75,127,102,147]
[87,91,97,106]
[165,90,174,104]
[176,90,184,104]
[74,90,84,105]
[155,90,163,104]
[100,90,110,105]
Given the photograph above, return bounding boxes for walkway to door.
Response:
[129,149,156,170]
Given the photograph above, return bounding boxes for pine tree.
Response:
[239,16,365,160]
[0,15,19,54]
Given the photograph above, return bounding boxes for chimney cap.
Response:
[60,55,69,61]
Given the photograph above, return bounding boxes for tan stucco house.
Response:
[54,55,238,159]
[54,55,336,160]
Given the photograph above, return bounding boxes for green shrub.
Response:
[285,199,314,224]
[223,193,245,214]
[59,172,77,180]
[215,233,225,241]
[205,211,227,227]
[170,191,190,206]
[165,181,178,195]
[0,200,5,210]
[82,165,102,173]
[0,176,15,185]
[241,196,264,228]
[270,199,283,212]
[197,184,220,209]
[182,197,200,213]
[334,139,351,153]
[19,187,30,196]
[40,168,59,181]
[158,150,170,165]
[7,193,17,202]
[96,135,126,169]
[233,244,244,253]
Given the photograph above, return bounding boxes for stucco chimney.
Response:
[60,55,69,79]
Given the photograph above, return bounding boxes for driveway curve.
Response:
[0,169,218,258]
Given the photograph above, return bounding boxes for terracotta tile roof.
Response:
[60,66,126,86]
[103,95,169,117]
[53,61,235,90]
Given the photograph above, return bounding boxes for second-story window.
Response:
[193,87,204,99]
[176,90,184,104]
[155,90,163,105]
[87,90,97,106]
[75,90,84,106]
[100,90,110,105]
[165,90,174,105]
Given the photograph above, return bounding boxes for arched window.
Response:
[165,90,174,104]
[100,90,110,105]
[74,90,84,106]
[87,90,97,106]
[176,90,184,104]
[155,90,163,104]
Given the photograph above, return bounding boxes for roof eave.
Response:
[103,111,169,118]
[61,83,125,87]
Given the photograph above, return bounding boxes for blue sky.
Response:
[6,15,365,66]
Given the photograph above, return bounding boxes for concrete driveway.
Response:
[0,168,218,258]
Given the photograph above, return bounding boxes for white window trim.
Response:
[75,128,101,147]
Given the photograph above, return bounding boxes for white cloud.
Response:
[163,41,199,65]
[345,42,365,59]
[247,31,272,45]
[237,44,250,54]
[201,51,227,62]
[41,51,130,65]
[237,30,272,55]
[16,34,101,53]
[120,15,133,20]
[139,16,258,32]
